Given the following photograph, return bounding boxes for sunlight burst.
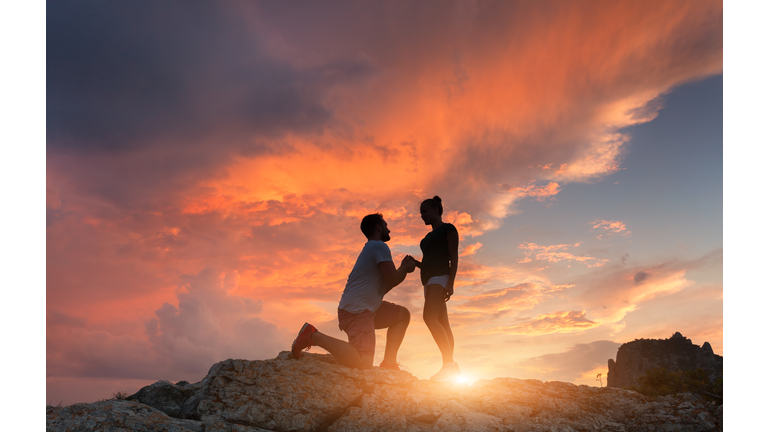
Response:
[454,374,474,385]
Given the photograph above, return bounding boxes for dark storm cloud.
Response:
[47,0,375,154]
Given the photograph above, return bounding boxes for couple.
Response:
[291,196,460,382]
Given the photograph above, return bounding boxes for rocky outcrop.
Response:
[607,332,723,389]
[46,400,273,432]
[47,351,723,432]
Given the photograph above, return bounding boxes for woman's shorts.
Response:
[423,275,449,296]
[337,301,402,357]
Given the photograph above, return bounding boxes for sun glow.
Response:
[454,374,476,386]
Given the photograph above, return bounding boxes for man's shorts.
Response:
[337,300,403,357]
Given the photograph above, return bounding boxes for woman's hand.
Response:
[445,281,454,302]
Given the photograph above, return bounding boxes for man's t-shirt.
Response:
[338,240,393,313]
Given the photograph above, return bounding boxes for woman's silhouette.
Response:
[413,196,461,381]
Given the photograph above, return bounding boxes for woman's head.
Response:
[420,196,443,224]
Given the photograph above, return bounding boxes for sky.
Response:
[35,0,730,406]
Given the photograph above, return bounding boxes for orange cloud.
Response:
[574,250,722,325]
[483,311,599,335]
[172,0,723,231]
[591,219,631,238]
[460,242,483,257]
[518,242,610,267]
[506,181,562,202]
[456,283,568,315]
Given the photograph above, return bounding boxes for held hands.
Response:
[402,255,417,273]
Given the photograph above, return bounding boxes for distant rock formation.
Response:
[607,332,723,389]
[47,350,722,431]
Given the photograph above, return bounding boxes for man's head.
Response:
[360,213,390,242]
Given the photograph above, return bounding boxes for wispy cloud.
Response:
[483,311,600,335]
[460,242,483,257]
[456,283,569,314]
[574,249,722,325]
[505,181,562,202]
[517,242,610,267]
[591,219,631,239]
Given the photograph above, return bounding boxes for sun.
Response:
[454,374,474,385]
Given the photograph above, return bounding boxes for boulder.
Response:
[45,399,273,432]
[607,332,723,389]
[47,351,723,431]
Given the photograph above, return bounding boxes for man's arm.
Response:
[378,257,415,294]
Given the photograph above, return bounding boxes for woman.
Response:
[413,196,461,382]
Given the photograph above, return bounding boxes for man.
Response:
[291,213,416,370]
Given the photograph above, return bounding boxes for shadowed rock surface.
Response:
[47,351,722,432]
[607,332,723,389]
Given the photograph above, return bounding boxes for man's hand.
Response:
[402,255,416,273]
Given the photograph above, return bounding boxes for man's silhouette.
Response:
[291,213,415,369]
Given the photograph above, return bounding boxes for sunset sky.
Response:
[37,0,730,405]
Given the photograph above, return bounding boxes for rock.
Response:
[46,400,273,432]
[607,332,723,389]
[126,379,192,417]
[48,351,723,432]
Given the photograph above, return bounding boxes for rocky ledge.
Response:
[47,352,722,432]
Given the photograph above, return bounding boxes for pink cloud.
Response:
[591,219,631,238]
[518,242,610,267]
[483,311,600,335]
[456,283,564,314]
[573,249,722,325]
[506,181,562,202]
[460,242,483,257]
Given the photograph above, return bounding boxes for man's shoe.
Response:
[291,323,317,359]
[379,360,401,371]
[430,362,461,382]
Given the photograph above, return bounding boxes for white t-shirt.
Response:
[338,240,393,313]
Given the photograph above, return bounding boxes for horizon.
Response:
[44,0,722,405]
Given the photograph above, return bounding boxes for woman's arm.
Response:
[446,228,459,301]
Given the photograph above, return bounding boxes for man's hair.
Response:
[360,213,384,239]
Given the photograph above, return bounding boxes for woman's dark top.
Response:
[419,222,458,286]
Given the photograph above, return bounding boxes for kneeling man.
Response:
[291,213,415,370]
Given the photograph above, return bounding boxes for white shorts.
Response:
[423,275,449,296]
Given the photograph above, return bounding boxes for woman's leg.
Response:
[437,299,454,354]
[423,284,454,364]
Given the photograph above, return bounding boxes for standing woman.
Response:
[414,196,461,381]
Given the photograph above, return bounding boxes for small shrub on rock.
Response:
[111,391,130,400]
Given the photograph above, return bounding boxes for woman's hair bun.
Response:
[433,195,442,203]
